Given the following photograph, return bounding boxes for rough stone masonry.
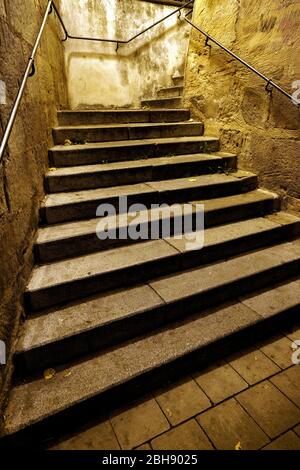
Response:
[0,0,68,414]
[184,0,300,212]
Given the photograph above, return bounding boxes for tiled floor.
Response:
[51,323,300,450]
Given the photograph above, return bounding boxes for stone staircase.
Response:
[2,75,300,447]
[142,74,185,109]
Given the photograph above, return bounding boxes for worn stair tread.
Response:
[36,189,278,245]
[157,86,184,97]
[149,240,300,303]
[43,171,255,209]
[57,109,191,125]
[50,135,218,153]
[52,121,203,144]
[142,97,182,104]
[159,86,183,91]
[191,188,278,211]
[45,152,235,193]
[53,121,196,132]
[28,240,177,292]
[46,153,228,178]
[37,202,196,244]
[28,224,300,299]
[20,214,300,354]
[143,97,182,102]
[58,108,189,114]
[172,75,184,85]
[6,274,300,435]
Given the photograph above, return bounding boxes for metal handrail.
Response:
[184,14,297,103]
[0,1,67,163]
[0,0,193,164]
[1,0,298,164]
[62,0,194,51]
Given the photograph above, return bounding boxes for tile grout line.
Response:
[267,366,300,411]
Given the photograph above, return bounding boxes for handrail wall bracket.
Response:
[184,16,298,107]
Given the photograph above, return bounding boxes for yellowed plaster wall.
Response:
[184,0,300,210]
[60,0,191,109]
[0,0,68,412]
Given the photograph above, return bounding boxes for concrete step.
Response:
[35,189,278,263]
[45,152,236,193]
[157,86,184,98]
[172,75,184,87]
[52,121,203,145]
[143,0,192,8]
[50,136,220,167]
[26,215,299,312]
[142,97,183,109]
[17,215,300,375]
[57,109,190,126]
[6,270,300,442]
[40,171,257,225]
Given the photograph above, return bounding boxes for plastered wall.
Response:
[60,0,191,109]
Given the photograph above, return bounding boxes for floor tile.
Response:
[155,377,211,426]
[135,443,152,450]
[294,424,300,437]
[110,397,170,450]
[270,366,300,407]
[51,419,120,450]
[152,420,213,450]
[236,381,300,438]
[197,398,269,450]
[285,324,300,342]
[194,361,248,404]
[230,348,280,385]
[260,335,295,369]
[263,431,300,450]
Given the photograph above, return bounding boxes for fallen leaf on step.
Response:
[44,368,56,381]
[189,178,197,182]
[235,441,242,450]
[64,372,72,379]
[48,168,57,172]
[64,139,72,146]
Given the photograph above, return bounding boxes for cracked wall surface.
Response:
[0,0,68,414]
[184,0,300,210]
[60,0,191,109]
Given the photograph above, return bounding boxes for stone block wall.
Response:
[184,0,300,211]
[0,0,68,413]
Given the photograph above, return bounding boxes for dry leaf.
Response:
[44,368,56,380]
[48,168,57,172]
[64,372,72,378]
[189,178,197,182]
[235,441,242,450]
[64,139,72,146]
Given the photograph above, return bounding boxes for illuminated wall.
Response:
[184,0,300,210]
[60,0,191,109]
